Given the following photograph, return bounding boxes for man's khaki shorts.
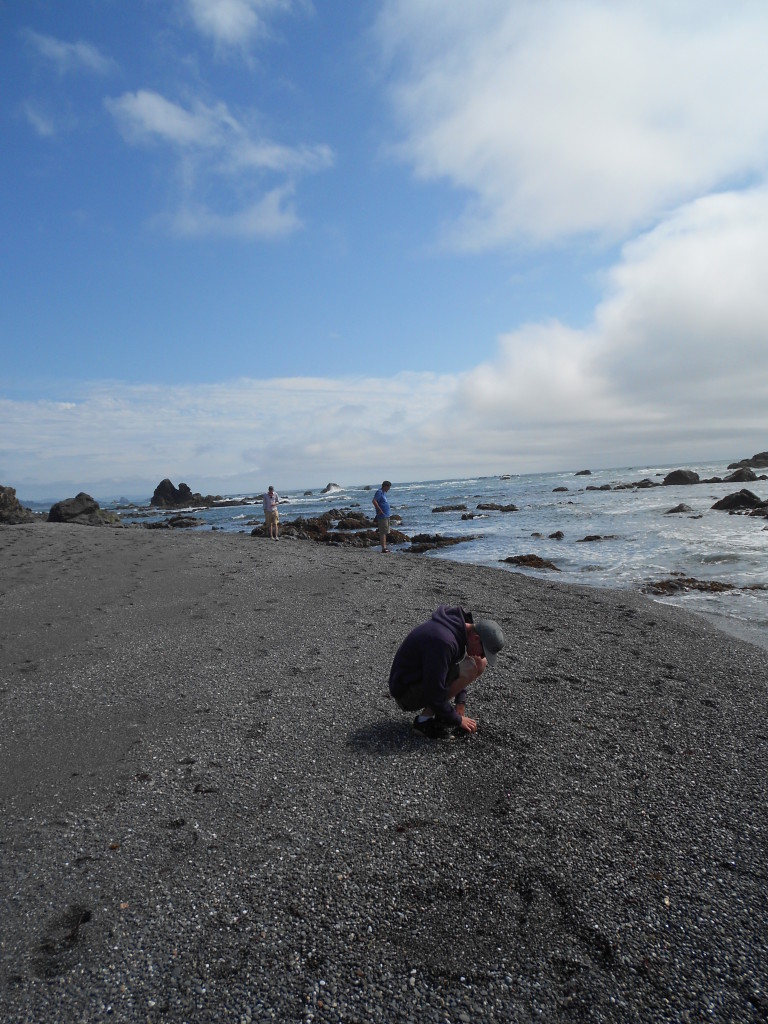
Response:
[376,516,390,538]
[265,509,279,526]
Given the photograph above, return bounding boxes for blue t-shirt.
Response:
[373,487,391,518]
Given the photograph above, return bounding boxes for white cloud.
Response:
[184,0,295,48]
[375,0,768,248]
[105,90,228,147]
[21,101,59,137]
[596,187,768,399]
[5,180,768,497]
[425,184,768,467]
[105,90,333,237]
[24,30,116,75]
[167,185,301,237]
[0,373,457,498]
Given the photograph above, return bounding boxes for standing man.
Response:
[372,479,392,553]
[263,485,280,541]
[389,605,504,738]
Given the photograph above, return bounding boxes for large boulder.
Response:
[723,467,758,483]
[0,485,38,525]
[47,492,120,527]
[727,451,768,469]
[663,469,700,485]
[711,490,767,512]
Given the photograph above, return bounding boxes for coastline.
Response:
[1,524,766,1022]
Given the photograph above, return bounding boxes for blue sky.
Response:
[2,0,768,500]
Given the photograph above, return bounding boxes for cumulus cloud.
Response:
[5,181,768,497]
[596,187,768,401]
[105,90,333,237]
[374,0,768,248]
[23,30,116,75]
[423,185,768,467]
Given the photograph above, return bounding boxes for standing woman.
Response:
[263,485,280,541]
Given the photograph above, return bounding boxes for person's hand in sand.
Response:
[388,605,504,740]
[453,703,478,734]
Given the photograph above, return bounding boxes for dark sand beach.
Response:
[1,523,766,1023]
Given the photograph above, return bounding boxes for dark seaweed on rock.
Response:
[501,553,560,571]
[643,577,736,595]
[408,533,477,553]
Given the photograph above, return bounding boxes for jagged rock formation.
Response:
[0,485,38,525]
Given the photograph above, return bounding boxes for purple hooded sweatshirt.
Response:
[388,605,471,726]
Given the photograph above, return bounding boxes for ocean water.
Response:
[110,459,768,650]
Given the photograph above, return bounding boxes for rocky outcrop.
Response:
[575,469,592,476]
[0,485,38,525]
[408,534,477,553]
[476,503,518,512]
[663,470,700,485]
[47,493,121,527]
[144,515,207,530]
[664,504,693,514]
[251,508,407,548]
[576,534,619,542]
[332,512,375,530]
[321,483,341,494]
[150,479,221,508]
[613,478,659,490]
[728,451,768,469]
[500,554,560,571]
[711,490,768,512]
[643,577,736,595]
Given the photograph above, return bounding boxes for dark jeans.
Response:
[391,661,460,711]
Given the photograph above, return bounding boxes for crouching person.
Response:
[388,605,504,739]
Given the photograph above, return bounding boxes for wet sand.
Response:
[1,523,766,1022]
